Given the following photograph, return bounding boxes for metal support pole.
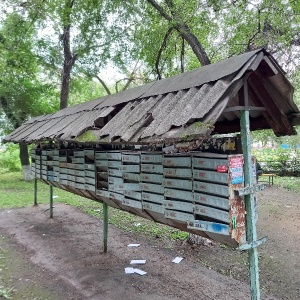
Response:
[103,202,108,253]
[240,82,261,300]
[34,177,38,206]
[50,185,53,218]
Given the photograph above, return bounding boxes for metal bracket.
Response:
[239,236,268,251]
[234,183,266,197]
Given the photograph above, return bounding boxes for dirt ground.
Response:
[0,185,299,300]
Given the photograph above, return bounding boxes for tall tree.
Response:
[8,0,112,108]
[0,13,58,180]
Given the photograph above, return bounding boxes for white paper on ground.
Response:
[130,260,146,264]
[172,257,183,264]
[133,268,147,275]
[127,244,140,247]
[125,267,135,274]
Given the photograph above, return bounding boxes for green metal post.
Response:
[240,82,260,300]
[103,202,108,253]
[34,177,38,206]
[50,185,53,218]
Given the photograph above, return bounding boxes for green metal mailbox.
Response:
[31,148,249,248]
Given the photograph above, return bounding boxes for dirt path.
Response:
[172,186,300,300]
[1,184,299,300]
[257,186,300,299]
[0,204,275,300]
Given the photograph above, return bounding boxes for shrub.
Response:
[252,147,300,176]
[0,144,22,173]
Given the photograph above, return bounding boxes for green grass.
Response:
[0,172,188,242]
[0,287,14,300]
[274,176,300,193]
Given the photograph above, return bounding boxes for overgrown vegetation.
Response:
[0,144,22,173]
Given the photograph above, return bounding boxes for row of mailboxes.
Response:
[31,148,247,247]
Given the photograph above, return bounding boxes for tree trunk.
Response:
[19,142,33,181]
[60,23,77,110]
[60,0,77,110]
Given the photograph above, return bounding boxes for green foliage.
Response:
[252,147,300,176]
[0,12,59,134]
[68,78,108,106]
[252,127,300,148]
[251,126,300,176]
[0,144,22,173]
[169,230,189,241]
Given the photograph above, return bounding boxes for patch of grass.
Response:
[274,176,300,193]
[0,172,100,210]
[0,287,14,300]
[0,172,188,244]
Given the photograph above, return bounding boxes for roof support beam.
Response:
[248,72,296,136]
[223,106,266,113]
[213,116,271,134]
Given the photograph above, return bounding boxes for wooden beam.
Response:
[290,113,300,126]
[248,72,296,136]
[213,116,272,134]
[223,106,266,113]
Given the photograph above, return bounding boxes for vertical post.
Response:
[103,202,108,253]
[240,82,260,300]
[50,185,53,218]
[34,177,38,206]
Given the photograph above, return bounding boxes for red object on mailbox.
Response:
[217,165,227,173]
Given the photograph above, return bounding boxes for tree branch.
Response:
[155,27,174,80]
[146,0,211,66]
[95,75,111,95]
[180,37,184,73]
[121,61,140,91]
[146,0,173,21]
